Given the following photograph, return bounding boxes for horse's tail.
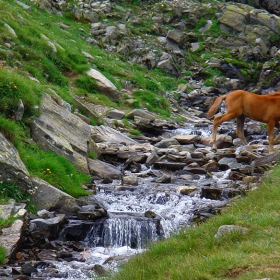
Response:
[207,95,227,119]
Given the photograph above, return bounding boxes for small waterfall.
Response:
[84,215,161,249]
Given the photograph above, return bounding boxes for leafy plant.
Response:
[0,181,28,201]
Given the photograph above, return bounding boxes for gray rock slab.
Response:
[31,177,80,213]
[90,125,137,144]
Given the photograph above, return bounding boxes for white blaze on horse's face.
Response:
[207,90,280,153]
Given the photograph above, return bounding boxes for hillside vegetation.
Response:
[1,0,280,277]
[0,0,178,202]
[1,0,279,203]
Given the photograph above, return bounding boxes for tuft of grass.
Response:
[128,129,141,136]
[111,164,280,280]
[0,115,26,144]
[0,182,29,201]
[0,246,6,264]
[132,89,171,117]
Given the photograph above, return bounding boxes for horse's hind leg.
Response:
[236,115,248,146]
[211,112,237,150]
[268,120,276,153]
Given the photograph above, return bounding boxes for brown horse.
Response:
[207,90,280,153]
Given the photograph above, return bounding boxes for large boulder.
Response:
[90,125,137,145]
[31,177,81,214]
[0,132,33,193]
[86,68,120,102]
[31,93,99,174]
[0,220,24,264]
[229,0,280,16]
[218,3,280,52]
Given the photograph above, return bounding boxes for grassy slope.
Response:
[111,166,280,280]
[0,0,180,200]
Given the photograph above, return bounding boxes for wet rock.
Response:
[153,161,186,171]
[173,135,201,145]
[123,159,142,173]
[88,159,122,179]
[177,186,197,195]
[222,188,243,199]
[145,150,160,167]
[154,138,180,148]
[202,161,220,172]
[93,264,109,276]
[37,250,57,261]
[183,164,208,174]
[29,214,66,240]
[101,177,113,184]
[21,263,37,276]
[153,174,171,183]
[218,157,242,170]
[0,268,11,277]
[201,188,223,200]
[62,219,105,240]
[77,205,107,220]
[229,171,246,180]
[122,175,139,185]
[144,210,157,219]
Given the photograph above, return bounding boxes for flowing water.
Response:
[40,123,255,279]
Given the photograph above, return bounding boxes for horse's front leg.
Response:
[211,117,219,150]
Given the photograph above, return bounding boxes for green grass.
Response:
[132,89,171,117]
[0,182,29,201]
[17,142,91,198]
[110,164,280,280]
[0,246,5,264]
